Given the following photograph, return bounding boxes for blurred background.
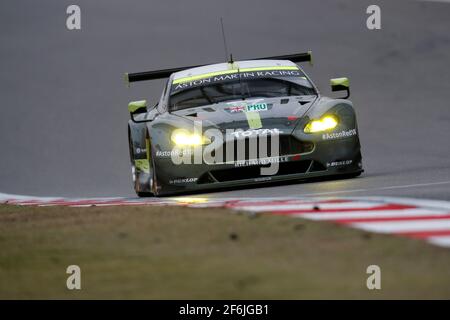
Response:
[0,0,449,198]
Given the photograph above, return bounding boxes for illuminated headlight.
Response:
[171,129,210,146]
[304,115,338,133]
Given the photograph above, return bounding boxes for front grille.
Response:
[198,160,314,183]
[212,135,313,163]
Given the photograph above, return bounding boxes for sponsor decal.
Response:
[235,156,289,168]
[230,128,281,138]
[226,105,245,113]
[172,70,304,93]
[169,177,198,185]
[225,103,269,114]
[246,103,268,112]
[156,149,192,158]
[327,159,353,168]
[322,129,357,140]
[254,177,272,182]
[135,147,147,155]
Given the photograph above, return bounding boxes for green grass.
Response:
[0,204,450,299]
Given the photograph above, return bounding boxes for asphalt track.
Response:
[0,0,449,200]
[1,193,450,248]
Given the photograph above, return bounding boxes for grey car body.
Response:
[127,54,363,196]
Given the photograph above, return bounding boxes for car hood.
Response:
[170,96,317,134]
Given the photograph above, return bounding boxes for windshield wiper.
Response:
[200,87,214,104]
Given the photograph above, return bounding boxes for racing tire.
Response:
[128,130,156,197]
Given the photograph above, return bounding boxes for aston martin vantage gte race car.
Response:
[125,52,363,196]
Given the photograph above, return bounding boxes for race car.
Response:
[125,52,363,196]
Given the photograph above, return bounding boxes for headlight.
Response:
[171,129,210,146]
[304,115,338,133]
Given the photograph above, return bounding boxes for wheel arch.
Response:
[128,120,154,195]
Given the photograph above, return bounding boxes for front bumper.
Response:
[152,133,363,196]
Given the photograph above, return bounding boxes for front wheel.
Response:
[131,158,157,197]
[129,132,156,197]
[136,191,153,197]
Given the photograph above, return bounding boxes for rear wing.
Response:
[124,51,312,85]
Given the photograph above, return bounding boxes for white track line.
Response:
[231,201,385,212]
[294,208,447,221]
[356,196,450,210]
[295,180,450,197]
[428,236,450,247]
[419,0,450,3]
[352,219,450,233]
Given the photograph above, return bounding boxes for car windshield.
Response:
[169,77,316,111]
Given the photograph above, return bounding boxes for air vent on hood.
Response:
[297,96,314,105]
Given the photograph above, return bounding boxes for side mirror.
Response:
[128,100,147,114]
[128,100,148,123]
[330,77,350,99]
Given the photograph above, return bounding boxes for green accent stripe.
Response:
[145,138,150,160]
[330,77,349,88]
[239,66,299,72]
[135,159,150,173]
[128,100,147,113]
[173,70,237,84]
[172,66,299,84]
[245,111,263,129]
